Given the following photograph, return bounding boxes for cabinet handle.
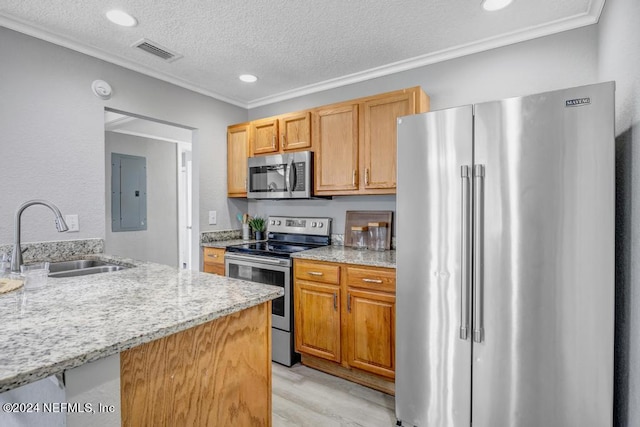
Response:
[347,293,352,312]
[352,170,357,187]
[362,278,383,284]
[245,178,248,191]
[307,271,324,276]
[365,168,370,185]
[281,134,287,148]
[272,135,276,149]
[333,293,337,310]
[208,254,219,258]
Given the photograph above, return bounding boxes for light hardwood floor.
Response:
[272,363,396,426]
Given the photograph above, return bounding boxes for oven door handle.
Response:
[225,253,291,267]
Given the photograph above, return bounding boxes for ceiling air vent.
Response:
[131,38,183,62]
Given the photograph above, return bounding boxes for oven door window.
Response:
[249,164,286,193]
[227,263,286,317]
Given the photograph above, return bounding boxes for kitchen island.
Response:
[0,254,282,426]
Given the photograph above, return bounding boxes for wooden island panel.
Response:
[121,302,272,426]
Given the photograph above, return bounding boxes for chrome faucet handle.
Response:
[11,199,68,272]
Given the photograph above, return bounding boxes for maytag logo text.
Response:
[565,97,591,107]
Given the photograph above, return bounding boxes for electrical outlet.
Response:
[65,214,79,232]
[208,211,217,225]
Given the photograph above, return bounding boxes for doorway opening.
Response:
[104,109,194,269]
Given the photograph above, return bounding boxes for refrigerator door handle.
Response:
[473,164,485,343]
[460,165,472,340]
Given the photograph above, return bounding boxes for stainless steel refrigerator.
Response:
[396,82,614,427]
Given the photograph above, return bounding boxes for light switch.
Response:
[208,211,217,225]
[65,214,79,232]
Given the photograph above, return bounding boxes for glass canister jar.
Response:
[351,226,369,250]
[367,222,388,251]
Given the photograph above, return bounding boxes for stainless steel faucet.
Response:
[11,199,69,272]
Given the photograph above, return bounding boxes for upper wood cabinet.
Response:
[313,103,359,193]
[249,110,312,156]
[251,117,279,155]
[279,111,312,152]
[227,86,428,197]
[362,90,421,191]
[313,86,429,196]
[227,123,249,197]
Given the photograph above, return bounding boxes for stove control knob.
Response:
[311,222,317,227]
[318,222,324,228]
[276,220,281,226]
[270,220,276,225]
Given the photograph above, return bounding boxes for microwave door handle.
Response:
[285,159,294,196]
[289,160,297,194]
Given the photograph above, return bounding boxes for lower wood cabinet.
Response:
[203,247,225,275]
[295,280,341,362]
[346,288,395,379]
[293,258,396,394]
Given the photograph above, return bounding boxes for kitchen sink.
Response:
[48,259,129,278]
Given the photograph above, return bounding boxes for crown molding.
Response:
[1,0,605,111]
[0,13,248,108]
[247,2,604,108]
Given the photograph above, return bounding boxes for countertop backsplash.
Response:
[0,238,104,263]
[331,234,396,249]
[200,229,242,244]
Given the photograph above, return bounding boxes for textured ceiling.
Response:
[0,0,604,108]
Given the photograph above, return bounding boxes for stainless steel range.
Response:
[225,216,331,366]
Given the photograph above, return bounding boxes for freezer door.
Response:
[472,82,614,427]
[396,106,473,426]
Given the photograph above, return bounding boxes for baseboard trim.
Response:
[301,354,395,396]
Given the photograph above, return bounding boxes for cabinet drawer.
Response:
[346,266,395,293]
[295,260,340,285]
[203,263,225,276]
[203,247,225,265]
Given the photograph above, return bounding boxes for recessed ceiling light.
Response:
[106,10,138,27]
[481,0,513,11]
[239,74,258,83]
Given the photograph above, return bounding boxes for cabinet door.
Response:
[280,111,311,151]
[362,91,415,191]
[295,280,341,362]
[251,118,279,155]
[313,104,359,194]
[227,124,249,197]
[346,288,395,379]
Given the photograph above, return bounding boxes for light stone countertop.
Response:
[0,254,282,393]
[202,239,259,249]
[200,239,396,268]
[291,246,396,269]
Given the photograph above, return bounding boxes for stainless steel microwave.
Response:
[247,151,312,199]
